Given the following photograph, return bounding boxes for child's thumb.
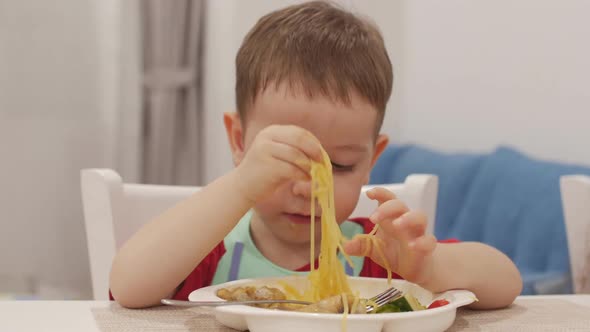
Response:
[343,237,368,257]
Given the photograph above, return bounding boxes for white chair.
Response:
[560,175,590,294]
[80,168,438,300]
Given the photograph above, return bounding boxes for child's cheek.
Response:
[334,180,363,222]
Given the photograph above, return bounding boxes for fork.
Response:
[161,298,312,307]
[365,286,404,313]
[161,285,403,312]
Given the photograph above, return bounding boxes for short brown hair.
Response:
[235,1,393,130]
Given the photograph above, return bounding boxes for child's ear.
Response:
[223,112,245,166]
[364,134,389,184]
[371,134,389,167]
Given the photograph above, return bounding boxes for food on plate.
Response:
[375,294,425,313]
[297,293,368,314]
[215,285,299,309]
[427,299,450,309]
[216,285,447,314]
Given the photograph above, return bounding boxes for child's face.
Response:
[225,83,389,247]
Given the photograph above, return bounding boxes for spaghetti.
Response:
[305,149,352,302]
[302,149,391,305]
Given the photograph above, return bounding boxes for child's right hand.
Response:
[233,125,323,204]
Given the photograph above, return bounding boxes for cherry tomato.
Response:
[428,299,450,309]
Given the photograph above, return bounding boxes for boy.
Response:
[110,1,522,309]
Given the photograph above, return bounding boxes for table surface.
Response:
[1,295,589,332]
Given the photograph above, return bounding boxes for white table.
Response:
[1,301,110,332]
[1,295,589,331]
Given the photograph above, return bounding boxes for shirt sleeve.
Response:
[173,241,226,300]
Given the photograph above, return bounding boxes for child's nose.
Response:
[292,179,312,198]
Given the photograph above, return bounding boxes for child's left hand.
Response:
[344,187,437,286]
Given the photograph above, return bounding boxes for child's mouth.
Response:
[285,213,321,224]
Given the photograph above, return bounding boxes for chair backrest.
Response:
[372,144,590,294]
[560,175,590,294]
[80,168,438,300]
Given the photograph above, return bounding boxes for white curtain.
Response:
[141,0,205,185]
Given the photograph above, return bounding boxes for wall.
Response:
[391,0,590,165]
[0,0,140,298]
[202,0,590,185]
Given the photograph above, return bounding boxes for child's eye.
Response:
[331,162,355,172]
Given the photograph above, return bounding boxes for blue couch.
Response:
[370,145,590,295]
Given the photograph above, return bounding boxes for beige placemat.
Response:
[448,298,590,332]
[93,299,590,332]
[92,304,234,332]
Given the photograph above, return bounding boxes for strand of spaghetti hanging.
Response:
[305,149,354,302]
[308,148,393,295]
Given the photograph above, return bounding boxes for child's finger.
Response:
[394,211,428,241]
[369,199,408,226]
[343,236,386,260]
[382,211,426,243]
[280,161,312,182]
[343,237,367,257]
[270,125,323,162]
[366,187,397,206]
[409,234,437,254]
[269,141,313,177]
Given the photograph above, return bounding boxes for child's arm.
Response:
[344,187,522,310]
[110,125,322,308]
[109,171,252,308]
[422,241,523,309]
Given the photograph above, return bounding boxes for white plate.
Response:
[189,276,476,332]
